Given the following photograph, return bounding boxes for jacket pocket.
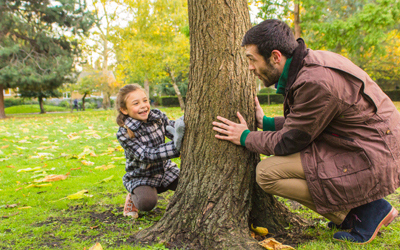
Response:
[317,150,378,205]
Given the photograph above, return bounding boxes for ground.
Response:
[1,106,400,249]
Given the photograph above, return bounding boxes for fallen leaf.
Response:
[18,206,32,209]
[258,238,295,250]
[17,167,42,172]
[90,226,99,229]
[6,165,15,168]
[251,224,269,236]
[94,165,116,171]
[2,212,19,218]
[1,145,9,149]
[70,167,81,171]
[96,175,114,184]
[88,242,103,250]
[34,174,68,183]
[67,190,89,200]
[81,160,94,166]
[5,204,18,208]
[25,183,52,188]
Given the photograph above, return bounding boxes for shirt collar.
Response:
[124,109,162,131]
[276,57,293,95]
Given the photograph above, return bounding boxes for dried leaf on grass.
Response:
[94,165,116,171]
[34,174,68,183]
[81,160,94,166]
[25,183,52,188]
[258,238,295,250]
[96,175,114,184]
[88,242,103,250]
[17,167,42,172]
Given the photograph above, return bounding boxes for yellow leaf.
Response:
[81,160,94,166]
[25,183,52,188]
[94,165,116,171]
[34,174,68,183]
[258,238,295,250]
[17,167,42,172]
[67,190,88,200]
[18,206,32,209]
[251,224,269,236]
[89,242,103,250]
[96,175,114,184]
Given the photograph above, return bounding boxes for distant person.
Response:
[73,99,79,111]
[115,84,185,218]
[212,19,399,244]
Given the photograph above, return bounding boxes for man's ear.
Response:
[120,108,128,115]
[271,50,283,64]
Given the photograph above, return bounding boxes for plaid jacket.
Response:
[116,109,180,193]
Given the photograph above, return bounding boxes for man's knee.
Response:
[255,161,276,193]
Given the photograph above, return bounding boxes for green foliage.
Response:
[4,98,38,108]
[258,87,276,94]
[158,96,187,107]
[0,0,95,111]
[254,0,400,83]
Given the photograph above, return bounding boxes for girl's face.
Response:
[120,89,150,122]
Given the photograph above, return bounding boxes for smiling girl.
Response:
[115,84,185,218]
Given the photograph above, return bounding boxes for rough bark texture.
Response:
[0,85,5,119]
[135,1,301,249]
[294,3,301,39]
[38,96,45,114]
[82,93,87,111]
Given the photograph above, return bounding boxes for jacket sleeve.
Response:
[245,82,340,156]
[117,129,180,163]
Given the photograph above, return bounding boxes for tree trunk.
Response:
[294,2,301,39]
[135,1,302,249]
[82,93,87,111]
[144,78,150,98]
[167,68,185,110]
[0,85,6,119]
[38,96,45,114]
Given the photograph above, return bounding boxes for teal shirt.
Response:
[240,57,293,147]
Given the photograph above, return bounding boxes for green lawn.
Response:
[5,105,69,114]
[0,105,399,249]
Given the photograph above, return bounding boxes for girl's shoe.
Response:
[123,193,139,219]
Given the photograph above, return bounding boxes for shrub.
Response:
[159,96,186,107]
[59,100,71,108]
[257,94,284,104]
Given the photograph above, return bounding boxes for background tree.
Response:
[75,74,98,111]
[0,0,94,118]
[136,0,301,248]
[114,0,189,109]
[254,0,400,89]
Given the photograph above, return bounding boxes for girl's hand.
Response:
[166,116,185,151]
[212,112,249,145]
[255,97,264,130]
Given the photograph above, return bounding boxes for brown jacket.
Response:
[245,48,400,214]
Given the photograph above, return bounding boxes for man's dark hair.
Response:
[242,19,298,60]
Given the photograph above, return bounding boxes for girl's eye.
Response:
[144,99,148,103]
[133,103,138,105]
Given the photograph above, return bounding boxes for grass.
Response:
[0,104,399,249]
[5,105,69,114]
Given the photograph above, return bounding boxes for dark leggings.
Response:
[131,177,179,211]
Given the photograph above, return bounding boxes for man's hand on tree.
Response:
[255,96,264,130]
[212,112,248,145]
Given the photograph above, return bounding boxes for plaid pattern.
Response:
[116,109,180,193]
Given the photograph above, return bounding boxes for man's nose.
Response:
[248,63,255,71]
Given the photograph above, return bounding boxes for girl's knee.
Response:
[135,196,157,211]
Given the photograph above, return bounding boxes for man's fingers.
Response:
[212,121,229,130]
[215,134,231,141]
[255,96,260,106]
[213,126,229,135]
[216,116,235,126]
[237,112,247,125]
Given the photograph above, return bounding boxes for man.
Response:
[212,19,399,244]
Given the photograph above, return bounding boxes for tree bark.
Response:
[38,96,45,114]
[82,93,87,111]
[166,68,185,110]
[144,78,150,98]
[135,1,302,249]
[0,85,6,119]
[294,2,301,39]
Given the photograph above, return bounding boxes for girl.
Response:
[115,84,185,218]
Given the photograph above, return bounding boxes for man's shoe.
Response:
[327,215,353,230]
[333,199,398,244]
[123,193,139,219]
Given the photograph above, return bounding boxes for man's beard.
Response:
[261,65,281,88]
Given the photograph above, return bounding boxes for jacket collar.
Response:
[286,38,308,94]
[276,57,293,95]
[124,109,162,131]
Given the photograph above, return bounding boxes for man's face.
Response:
[245,44,281,87]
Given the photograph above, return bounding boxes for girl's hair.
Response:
[115,84,145,138]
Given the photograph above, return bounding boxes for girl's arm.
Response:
[117,131,180,163]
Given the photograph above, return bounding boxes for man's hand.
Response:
[255,96,264,130]
[212,112,249,145]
